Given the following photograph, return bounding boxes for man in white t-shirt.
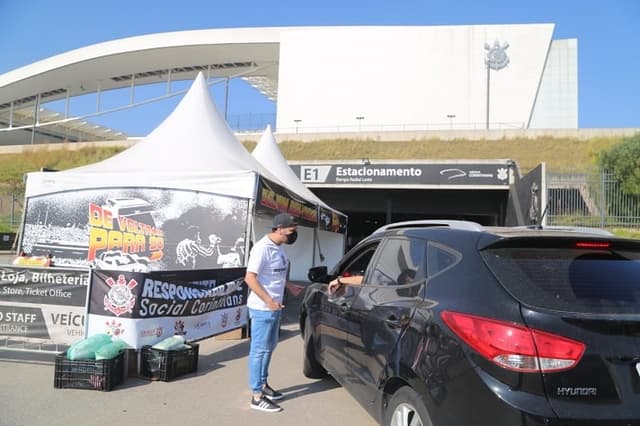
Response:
[245,213,298,413]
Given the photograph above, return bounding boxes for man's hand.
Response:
[267,299,284,311]
[328,279,343,295]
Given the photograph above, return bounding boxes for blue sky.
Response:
[1,0,638,135]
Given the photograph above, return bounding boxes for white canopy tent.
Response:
[252,126,346,273]
[20,73,337,279]
[25,73,279,199]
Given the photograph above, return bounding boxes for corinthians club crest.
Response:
[485,40,510,71]
[105,319,124,337]
[104,274,138,316]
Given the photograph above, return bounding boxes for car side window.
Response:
[337,242,380,278]
[427,241,462,278]
[369,237,427,286]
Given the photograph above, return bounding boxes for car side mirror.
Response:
[308,266,329,283]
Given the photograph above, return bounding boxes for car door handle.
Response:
[384,314,409,328]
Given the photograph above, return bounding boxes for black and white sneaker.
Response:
[263,383,284,401]
[250,395,282,413]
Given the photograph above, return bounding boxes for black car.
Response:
[299,220,640,425]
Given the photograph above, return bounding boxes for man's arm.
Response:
[244,271,283,310]
[328,275,363,294]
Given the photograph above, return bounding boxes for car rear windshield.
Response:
[481,240,640,314]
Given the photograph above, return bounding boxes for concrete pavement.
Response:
[0,264,377,426]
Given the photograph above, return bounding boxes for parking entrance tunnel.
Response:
[287,160,544,248]
[311,187,509,248]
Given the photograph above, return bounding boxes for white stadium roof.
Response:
[0,27,289,144]
[0,27,285,107]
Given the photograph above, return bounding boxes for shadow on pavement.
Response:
[0,349,56,365]
[277,377,341,401]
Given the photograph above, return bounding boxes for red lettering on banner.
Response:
[88,228,108,260]
[260,187,278,209]
[275,194,288,211]
[87,203,165,261]
[89,203,113,230]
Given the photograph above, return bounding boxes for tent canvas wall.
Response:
[19,73,333,279]
[252,125,347,277]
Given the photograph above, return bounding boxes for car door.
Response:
[316,241,381,379]
[345,236,427,406]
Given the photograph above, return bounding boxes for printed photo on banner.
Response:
[21,187,249,271]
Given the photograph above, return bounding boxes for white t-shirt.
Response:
[246,235,289,310]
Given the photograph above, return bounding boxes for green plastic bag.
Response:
[95,340,128,360]
[151,335,186,351]
[67,334,112,360]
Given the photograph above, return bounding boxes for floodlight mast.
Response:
[484,40,510,130]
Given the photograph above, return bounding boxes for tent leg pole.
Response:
[312,228,317,267]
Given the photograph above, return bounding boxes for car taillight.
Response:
[575,241,611,249]
[441,311,585,373]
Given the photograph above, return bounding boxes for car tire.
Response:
[302,316,327,379]
[384,386,432,426]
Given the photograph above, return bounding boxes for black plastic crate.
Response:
[0,233,16,250]
[140,343,199,382]
[54,350,125,391]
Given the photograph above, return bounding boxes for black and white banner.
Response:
[0,266,89,345]
[291,162,511,186]
[21,187,249,271]
[86,268,248,349]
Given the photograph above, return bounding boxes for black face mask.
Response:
[285,230,298,245]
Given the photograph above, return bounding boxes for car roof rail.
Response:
[526,225,614,237]
[374,220,485,234]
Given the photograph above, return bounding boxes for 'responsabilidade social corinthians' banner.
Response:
[86,268,248,349]
[0,266,89,345]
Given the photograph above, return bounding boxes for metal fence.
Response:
[223,112,525,133]
[547,171,640,228]
[2,172,639,234]
[0,193,22,241]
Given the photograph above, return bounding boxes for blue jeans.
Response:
[248,308,282,394]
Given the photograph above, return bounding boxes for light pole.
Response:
[446,114,456,129]
[356,116,364,131]
[293,119,301,134]
[484,40,510,129]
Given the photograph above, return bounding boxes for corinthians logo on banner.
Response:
[104,274,139,316]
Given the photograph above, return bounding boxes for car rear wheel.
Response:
[384,386,432,426]
[302,316,327,378]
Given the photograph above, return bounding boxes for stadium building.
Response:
[0,24,578,238]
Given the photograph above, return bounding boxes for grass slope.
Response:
[0,135,625,178]
[242,136,622,175]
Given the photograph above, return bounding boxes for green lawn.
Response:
[0,135,635,233]
[241,135,624,175]
[0,135,628,180]
[610,228,640,240]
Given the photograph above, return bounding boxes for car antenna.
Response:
[535,202,550,229]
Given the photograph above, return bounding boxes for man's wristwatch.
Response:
[337,277,343,285]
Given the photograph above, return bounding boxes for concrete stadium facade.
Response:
[0,24,577,145]
[276,24,577,132]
